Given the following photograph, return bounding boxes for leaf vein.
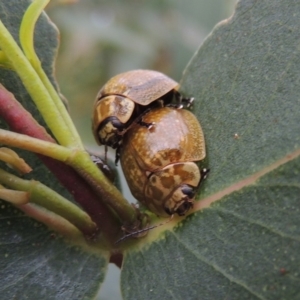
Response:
[213,207,300,242]
[171,231,266,300]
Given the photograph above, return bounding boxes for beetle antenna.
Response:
[104,145,108,163]
[115,215,174,244]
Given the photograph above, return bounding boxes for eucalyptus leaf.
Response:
[0,203,107,300]
[121,0,300,299]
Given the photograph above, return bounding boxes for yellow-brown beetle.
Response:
[120,106,208,217]
[92,70,193,151]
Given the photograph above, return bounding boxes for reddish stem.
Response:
[110,252,123,268]
[0,84,121,243]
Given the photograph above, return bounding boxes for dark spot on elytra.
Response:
[160,174,175,188]
[151,157,163,167]
[150,176,156,184]
[147,183,164,200]
[167,149,181,163]
[173,164,194,181]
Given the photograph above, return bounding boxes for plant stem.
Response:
[20,0,50,70]
[0,19,82,148]
[19,203,85,241]
[19,0,82,144]
[0,129,72,161]
[0,86,125,243]
[0,188,29,205]
[0,50,13,68]
[69,150,139,227]
[0,168,96,234]
[0,13,139,234]
[0,147,32,173]
[0,129,138,226]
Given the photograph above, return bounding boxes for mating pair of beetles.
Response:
[92,70,208,218]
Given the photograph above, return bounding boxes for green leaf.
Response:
[0,202,107,300]
[0,1,108,298]
[121,0,300,299]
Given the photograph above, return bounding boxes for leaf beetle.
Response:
[92,70,193,153]
[120,106,208,217]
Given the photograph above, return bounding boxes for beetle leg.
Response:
[135,107,155,128]
[104,144,108,162]
[116,215,173,244]
[117,207,150,243]
[117,107,155,136]
[89,152,116,182]
[138,119,155,129]
[166,103,184,109]
[173,90,194,108]
[198,168,210,187]
[181,97,194,108]
[115,145,121,166]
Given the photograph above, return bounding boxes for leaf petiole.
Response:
[0,18,81,148]
[19,0,82,145]
[0,168,97,235]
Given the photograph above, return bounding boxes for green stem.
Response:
[0,3,139,233]
[0,188,29,205]
[0,50,13,68]
[0,168,96,234]
[0,129,138,226]
[19,0,82,145]
[0,147,32,173]
[19,0,50,69]
[0,19,82,148]
[69,150,138,226]
[20,203,85,241]
[0,129,72,162]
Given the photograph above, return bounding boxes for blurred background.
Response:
[47,0,236,299]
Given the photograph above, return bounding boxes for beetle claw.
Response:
[138,120,155,129]
[89,152,115,182]
[183,97,194,108]
[173,90,194,108]
[200,168,210,181]
[115,146,121,166]
[147,122,155,130]
[196,168,210,189]
[165,102,183,109]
